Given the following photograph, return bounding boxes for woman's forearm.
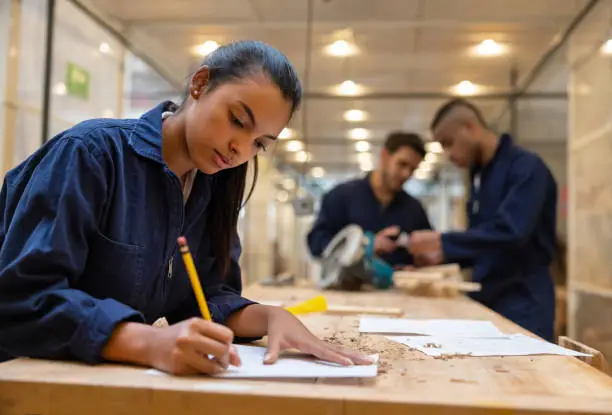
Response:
[101,322,156,365]
[225,304,272,338]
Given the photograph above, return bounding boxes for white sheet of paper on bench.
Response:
[386,333,592,357]
[146,344,379,379]
[359,316,505,337]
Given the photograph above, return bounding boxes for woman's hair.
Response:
[185,40,302,277]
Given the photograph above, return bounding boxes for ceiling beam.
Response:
[124,19,576,30]
[128,91,567,100]
[280,137,567,146]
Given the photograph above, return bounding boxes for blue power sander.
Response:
[316,224,396,291]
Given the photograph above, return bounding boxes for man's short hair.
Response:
[430,98,488,130]
[384,132,426,158]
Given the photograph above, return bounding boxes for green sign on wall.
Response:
[65,62,90,99]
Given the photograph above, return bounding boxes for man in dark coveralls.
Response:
[408,99,558,341]
[307,132,432,269]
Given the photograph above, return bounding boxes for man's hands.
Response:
[407,230,444,266]
[374,226,400,255]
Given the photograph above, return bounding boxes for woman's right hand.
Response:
[148,318,241,375]
[103,318,240,376]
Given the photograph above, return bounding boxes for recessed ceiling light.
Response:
[418,161,434,171]
[102,109,114,118]
[194,41,219,57]
[282,177,296,190]
[99,42,111,54]
[336,80,362,96]
[278,128,293,139]
[296,151,311,163]
[601,39,612,55]
[326,40,358,57]
[355,141,371,152]
[52,82,67,96]
[474,39,505,56]
[310,167,325,178]
[277,190,289,203]
[414,170,431,180]
[357,152,372,164]
[360,159,374,172]
[426,142,443,153]
[286,140,302,152]
[344,109,367,122]
[348,128,370,140]
[453,80,478,96]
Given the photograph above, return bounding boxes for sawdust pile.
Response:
[323,331,418,374]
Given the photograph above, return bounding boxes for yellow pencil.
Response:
[177,236,212,321]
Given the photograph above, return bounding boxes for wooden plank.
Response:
[325,305,404,317]
[414,264,462,276]
[393,271,445,282]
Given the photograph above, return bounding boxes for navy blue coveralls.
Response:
[441,134,557,341]
[307,175,432,267]
[0,101,256,363]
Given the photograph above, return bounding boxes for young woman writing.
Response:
[0,40,371,375]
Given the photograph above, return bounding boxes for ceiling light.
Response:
[426,142,443,153]
[424,152,439,163]
[52,82,67,96]
[601,39,612,55]
[296,151,311,163]
[360,159,374,172]
[453,80,477,96]
[344,109,367,122]
[326,40,358,57]
[194,41,219,57]
[286,140,302,152]
[278,128,293,139]
[474,39,505,56]
[418,161,434,171]
[355,141,371,152]
[348,128,370,140]
[414,170,431,180]
[282,177,296,190]
[337,80,362,96]
[101,109,114,118]
[357,152,372,164]
[277,190,289,203]
[310,167,325,178]
[99,42,111,54]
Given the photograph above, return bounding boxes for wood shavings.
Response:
[433,353,473,360]
[423,343,442,349]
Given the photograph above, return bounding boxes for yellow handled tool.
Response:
[285,295,328,315]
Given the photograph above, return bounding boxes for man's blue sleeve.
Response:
[442,157,552,262]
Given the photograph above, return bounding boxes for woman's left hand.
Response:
[263,307,374,366]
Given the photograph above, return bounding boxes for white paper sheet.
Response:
[359,316,505,338]
[386,333,592,357]
[145,344,379,379]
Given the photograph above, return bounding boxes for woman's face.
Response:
[184,68,292,174]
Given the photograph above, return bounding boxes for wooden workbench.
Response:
[1,285,611,415]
